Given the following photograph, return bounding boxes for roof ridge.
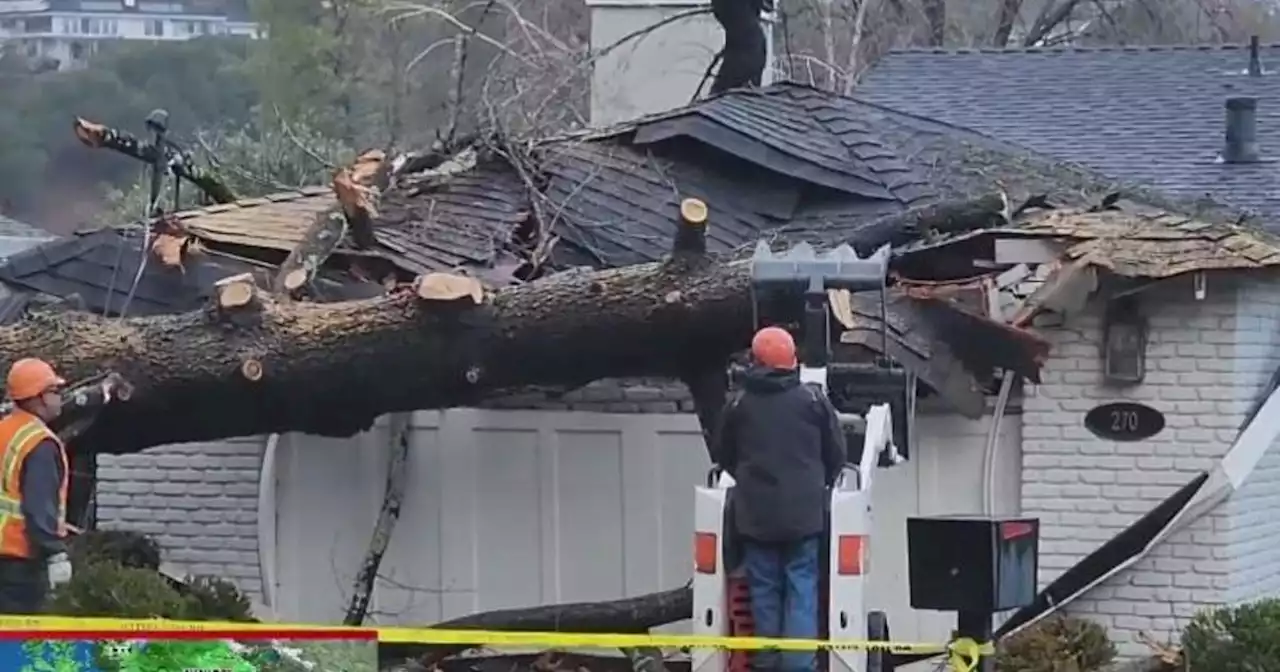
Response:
[887,41,1280,56]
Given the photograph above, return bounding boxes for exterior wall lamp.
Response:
[1102,297,1147,386]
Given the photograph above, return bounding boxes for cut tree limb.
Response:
[271,149,389,296]
[72,117,236,204]
[377,585,693,671]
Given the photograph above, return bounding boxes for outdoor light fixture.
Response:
[1102,297,1147,386]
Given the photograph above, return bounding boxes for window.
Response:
[79,18,90,34]
[144,19,164,36]
[23,17,51,33]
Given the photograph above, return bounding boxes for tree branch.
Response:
[72,117,237,205]
[344,412,411,626]
[271,150,387,296]
[378,585,693,671]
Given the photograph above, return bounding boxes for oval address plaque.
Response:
[1084,402,1165,442]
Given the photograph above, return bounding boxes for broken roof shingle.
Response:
[175,163,530,279]
[0,229,266,316]
[857,43,1280,224]
[0,228,381,317]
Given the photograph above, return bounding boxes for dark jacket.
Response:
[710,366,848,542]
[19,439,67,560]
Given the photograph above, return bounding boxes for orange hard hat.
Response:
[7,358,65,401]
[751,327,797,369]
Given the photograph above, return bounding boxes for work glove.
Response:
[47,552,72,589]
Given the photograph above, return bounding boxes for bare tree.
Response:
[773,0,1280,94]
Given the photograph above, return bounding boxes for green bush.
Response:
[68,529,161,570]
[48,561,190,619]
[995,614,1117,672]
[47,528,256,622]
[1183,598,1280,671]
[182,575,255,622]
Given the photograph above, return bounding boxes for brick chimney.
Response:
[585,0,775,127]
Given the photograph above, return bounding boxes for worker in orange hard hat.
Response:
[0,358,71,614]
[711,327,846,672]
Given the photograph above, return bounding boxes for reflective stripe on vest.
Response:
[0,411,67,559]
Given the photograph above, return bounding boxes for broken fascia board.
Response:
[1011,259,1097,327]
[994,238,1067,265]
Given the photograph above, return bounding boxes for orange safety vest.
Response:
[0,409,67,559]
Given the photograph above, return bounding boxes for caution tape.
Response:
[0,615,994,669]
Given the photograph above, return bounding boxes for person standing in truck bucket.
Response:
[0,358,72,614]
[711,327,848,672]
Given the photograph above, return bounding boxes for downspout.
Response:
[257,433,282,614]
[982,371,1016,516]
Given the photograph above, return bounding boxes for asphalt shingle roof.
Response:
[857,44,1280,225]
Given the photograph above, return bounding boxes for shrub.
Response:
[182,575,256,622]
[48,528,256,622]
[49,561,190,619]
[995,614,1117,672]
[1182,598,1280,671]
[68,529,161,570]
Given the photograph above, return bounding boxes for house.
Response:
[0,0,257,70]
[855,42,1280,654]
[36,12,1280,665]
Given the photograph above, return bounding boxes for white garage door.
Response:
[268,409,1022,645]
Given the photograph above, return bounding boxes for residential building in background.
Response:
[0,0,255,70]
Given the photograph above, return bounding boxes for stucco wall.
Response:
[1022,272,1280,656]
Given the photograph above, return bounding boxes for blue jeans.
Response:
[742,536,820,672]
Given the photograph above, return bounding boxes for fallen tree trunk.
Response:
[377,585,694,671]
[0,198,1047,455]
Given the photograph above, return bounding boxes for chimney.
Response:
[1249,35,1264,77]
[1223,96,1260,164]
[584,0,775,128]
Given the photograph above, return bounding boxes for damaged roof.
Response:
[175,164,530,279]
[0,228,378,318]
[857,43,1280,223]
[165,82,1277,289]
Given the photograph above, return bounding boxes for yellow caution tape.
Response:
[0,615,995,658]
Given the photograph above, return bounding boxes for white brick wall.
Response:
[1023,272,1280,656]
[96,438,266,599]
[1223,278,1280,603]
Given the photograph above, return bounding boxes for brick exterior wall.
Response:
[1021,272,1280,657]
[96,438,267,598]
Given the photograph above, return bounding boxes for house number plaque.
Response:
[1084,402,1165,442]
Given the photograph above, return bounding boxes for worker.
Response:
[711,327,847,672]
[0,358,71,614]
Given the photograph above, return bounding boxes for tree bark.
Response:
[378,585,693,671]
[0,198,1047,456]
